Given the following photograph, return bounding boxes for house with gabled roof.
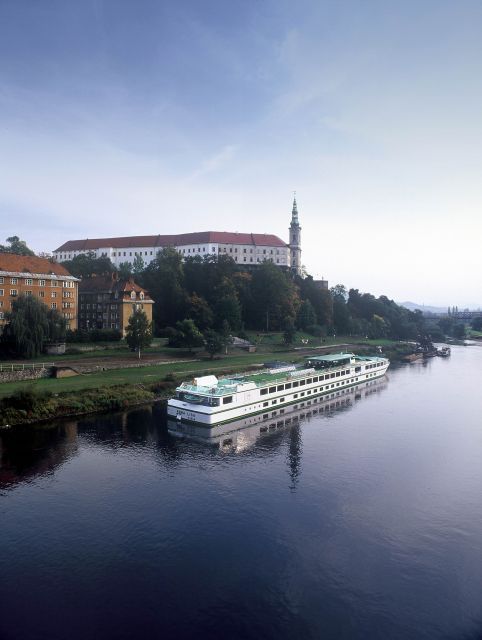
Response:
[78,274,154,336]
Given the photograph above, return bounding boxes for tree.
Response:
[132,254,145,275]
[296,299,317,330]
[125,308,152,359]
[250,262,299,330]
[283,317,296,346]
[1,295,66,358]
[203,329,226,359]
[0,236,35,256]
[118,261,133,279]
[186,293,214,330]
[171,319,203,352]
[471,316,482,331]
[61,252,116,278]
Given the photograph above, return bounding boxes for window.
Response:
[10,278,17,285]
[51,292,57,298]
[51,302,57,309]
[38,279,45,286]
[0,289,3,296]
[140,292,144,300]
[0,277,3,284]
[131,291,136,299]
[25,290,32,296]
[51,280,58,287]
[285,383,292,389]
[277,385,284,391]
[10,289,18,296]
[272,400,277,405]
[263,402,269,407]
[25,278,33,285]
[269,387,276,393]
[0,312,4,319]
[223,396,233,405]
[261,388,268,395]
[293,381,299,388]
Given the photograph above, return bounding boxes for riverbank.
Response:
[0,341,413,427]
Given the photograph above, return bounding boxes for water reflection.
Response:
[0,378,387,490]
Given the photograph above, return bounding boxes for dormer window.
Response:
[140,292,144,300]
[130,291,136,300]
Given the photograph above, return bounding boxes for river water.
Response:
[1,345,482,640]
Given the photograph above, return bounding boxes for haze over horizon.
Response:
[1,0,481,308]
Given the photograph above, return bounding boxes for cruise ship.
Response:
[168,376,388,447]
[167,352,389,426]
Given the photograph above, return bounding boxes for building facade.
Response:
[78,275,154,336]
[53,199,303,275]
[0,253,79,332]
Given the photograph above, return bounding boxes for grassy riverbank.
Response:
[0,338,412,427]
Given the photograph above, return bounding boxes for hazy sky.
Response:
[1,0,481,307]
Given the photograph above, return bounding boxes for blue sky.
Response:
[1,0,481,306]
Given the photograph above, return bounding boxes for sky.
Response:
[0,0,481,308]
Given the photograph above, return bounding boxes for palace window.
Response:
[10,289,17,296]
[10,278,17,285]
[25,278,33,285]
[38,279,45,286]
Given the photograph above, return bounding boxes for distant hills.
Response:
[399,302,448,314]
[400,301,482,314]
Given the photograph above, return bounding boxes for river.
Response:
[1,344,482,640]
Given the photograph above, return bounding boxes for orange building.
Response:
[78,275,154,336]
[0,253,79,332]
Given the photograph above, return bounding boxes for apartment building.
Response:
[0,253,79,332]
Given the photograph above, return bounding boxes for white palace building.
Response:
[53,199,303,275]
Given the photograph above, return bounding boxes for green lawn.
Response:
[0,335,397,399]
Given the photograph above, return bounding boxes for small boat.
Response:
[167,352,390,426]
[437,346,451,357]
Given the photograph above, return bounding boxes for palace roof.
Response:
[55,232,288,252]
[0,253,75,278]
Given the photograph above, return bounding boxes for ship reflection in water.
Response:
[167,377,388,449]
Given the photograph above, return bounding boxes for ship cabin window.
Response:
[299,380,305,386]
[355,367,361,373]
[313,376,318,382]
[285,383,292,389]
[223,396,233,404]
[263,414,269,419]
[306,378,312,384]
[269,386,276,393]
[307,390,311,395]
[263,402,269,407]
[261,388,268,395]
[280,397,285,402]
[300,392,305,397]
[330,373,336,379]
[272,400,277,405]
[294,394,298,399]
[293,381,299,388]
[277,385,284,391]
[336,372,341,377]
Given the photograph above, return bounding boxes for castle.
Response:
[54,198,303,275]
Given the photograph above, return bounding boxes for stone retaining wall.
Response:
[0,368,52,383]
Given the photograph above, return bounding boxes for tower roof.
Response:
[291,195,300,226]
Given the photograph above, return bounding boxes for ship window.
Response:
[277,385,284,391]
[280,397,285,402]
[285,383,292,389]
[306,378,312,384]
[313,377,318,382]
[293,381,299,388]
[263,414,269,419]
[299,380,305,385]
[269,386,276,393]
[263,402,268,407]
[355,367,361,373]
[330,373,335,378]
[223,396,233,404]
[261,388,268,395]
[294,394,298,399]
[272,400,277,405]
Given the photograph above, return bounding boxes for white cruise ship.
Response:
[167,352,390,427]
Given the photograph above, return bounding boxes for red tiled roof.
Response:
[0,253,75,277]
[78,275,153,300]
[55,232,288,252]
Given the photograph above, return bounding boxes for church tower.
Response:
[289,195,302,275]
